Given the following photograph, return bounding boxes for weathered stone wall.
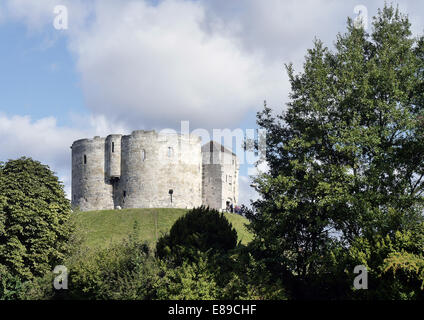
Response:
[202,163,222,209]
[71,136,114,211]
[116,130,202,209]
[202,142,239,211]
[105,134,122,179]
[220,155,239,209]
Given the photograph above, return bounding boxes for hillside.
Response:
[73,208,253,249]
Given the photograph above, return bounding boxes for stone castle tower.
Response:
[71,130,239,212]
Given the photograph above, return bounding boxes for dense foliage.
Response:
[156,206,238,263]
[248,5,424,299]
[0,207,283,300]
[0,158,73,281]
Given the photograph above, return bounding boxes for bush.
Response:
[155,255,219,300]
[67,239,152,300]
[0,264,28,300]
[345,224,424,300]
[156,206,238,263]
[218,247,288,300]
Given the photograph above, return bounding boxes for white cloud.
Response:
[0,114,77,198]
[64,0,285,129]
[0,113,129,199]
[7,0,423,131]
[0,115,76,166]
[201,0,348,62]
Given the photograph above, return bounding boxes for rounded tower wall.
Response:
[117,131,202,209]
[71,137,114,211]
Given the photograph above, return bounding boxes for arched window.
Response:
[83,155,87,164]
[141,149,146,161]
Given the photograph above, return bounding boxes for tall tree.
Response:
[249,5,424,298]
[0,158,73,280]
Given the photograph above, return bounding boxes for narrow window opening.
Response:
[112,142,115,153]
[169,189,173,203]
[168,147,173,157]
[123,191,127,198]
[142,149,146,161]
[83,155,87,164]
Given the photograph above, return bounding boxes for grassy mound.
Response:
[73,208,253,249]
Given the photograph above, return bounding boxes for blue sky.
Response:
[0,22,84,124]
[1,0,424,203]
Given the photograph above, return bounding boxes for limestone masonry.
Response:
[71,130,239,212]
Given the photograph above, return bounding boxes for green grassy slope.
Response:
[73,208,253,249]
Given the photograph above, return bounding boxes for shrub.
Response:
[155,256,219,300]
[156,206,238,263]
[0,264,28,300]
[67,239,151,300]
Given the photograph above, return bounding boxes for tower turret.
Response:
[106,134,122,179]
[71,136,114,211]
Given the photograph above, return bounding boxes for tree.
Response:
[0,157,73,280]
[156,206,238,263]
[249,5,424,299]
[345,223,424,300]
[155,256,219,300]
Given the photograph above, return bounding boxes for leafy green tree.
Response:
[345,222,424,299]
[0,157,73,280]
[219,246,288,300]
[155,255,219,300]
[156,206,238,263]
[249,5,424,299]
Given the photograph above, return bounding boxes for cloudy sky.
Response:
[1,0,423,204]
